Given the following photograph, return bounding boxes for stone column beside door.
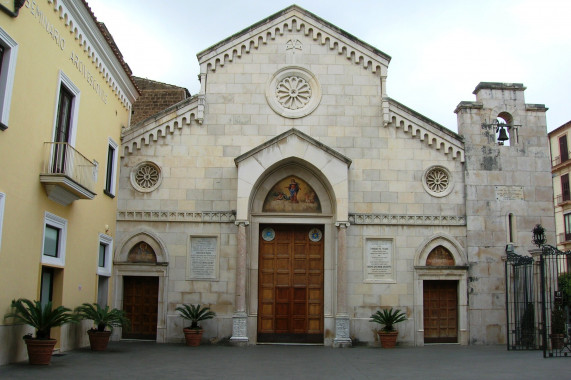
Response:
[230,220,249,345]
[334,221,352,347]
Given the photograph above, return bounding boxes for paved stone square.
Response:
[1,342,569,379]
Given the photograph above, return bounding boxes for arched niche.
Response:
[414,233,466,267]
[426,246,455,266]
[250,160,334,216]
[116,230,169,264]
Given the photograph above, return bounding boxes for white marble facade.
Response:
[114,6,554,346]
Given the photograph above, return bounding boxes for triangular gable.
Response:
[235,128,351,167]
[197,5,391,75]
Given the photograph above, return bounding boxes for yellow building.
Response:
[0,0,137,364]
[549,121,571,251]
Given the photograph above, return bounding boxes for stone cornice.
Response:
[121,97,199,155]
[117,211,466,226]
[117,210,236,223]
[387,98,465,162]
[349,213,466,226]
[198,6,389,76]
[45,0,138,109]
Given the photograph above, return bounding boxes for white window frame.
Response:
[97,233,113,276]
[52,71,80,146]
[0,27,18,130]
[41,212,67,266]
[104,138,118,196]
[0,192,5,251]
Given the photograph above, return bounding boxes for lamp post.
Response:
[531,224,546,248]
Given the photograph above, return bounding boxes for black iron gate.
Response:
[540,245,571,357]
[505,246,571,357]
[505,251,540,350]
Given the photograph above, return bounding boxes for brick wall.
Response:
[131,77,190,125]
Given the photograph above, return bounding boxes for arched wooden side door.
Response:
[258,224,324,343]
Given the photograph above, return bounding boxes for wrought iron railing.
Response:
[552,153,571,167]
[555,194,571,206]
[42,142,96,192]
[540,245,571,358]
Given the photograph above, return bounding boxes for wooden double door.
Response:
[423,280,458,343]
[122,276,158,340]
[258,224,324,343]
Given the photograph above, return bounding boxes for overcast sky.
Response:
[88,0,570,133]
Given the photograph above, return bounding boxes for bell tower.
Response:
[455,82,554,344]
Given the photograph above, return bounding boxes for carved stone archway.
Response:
[413,233,469,345]
[231,128,352,346]
[113,230,169,342]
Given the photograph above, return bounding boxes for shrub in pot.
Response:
[369,307,407,348]
[3,298,77,365]
[550,305,566,350]
[75,303,130,351]
[176,304,215,346]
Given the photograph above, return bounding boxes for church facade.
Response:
[115,6,554,346]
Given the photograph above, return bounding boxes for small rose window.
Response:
[422,166,453,197]
[131,161,162,193]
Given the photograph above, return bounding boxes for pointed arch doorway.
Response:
[114,231,169,342]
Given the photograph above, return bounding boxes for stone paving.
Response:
[1,342,569,379]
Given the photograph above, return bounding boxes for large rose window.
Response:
[266,66,321,118]
[276,76,312,110]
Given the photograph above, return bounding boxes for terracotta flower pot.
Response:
[377,330,399,348]
[24,338,57,365]
[183,328,203,346]
[87,330,112,351]
[550,333,565,350]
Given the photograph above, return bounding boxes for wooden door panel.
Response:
[423,280,458,343]
[257,224,324,343]
[122,276,158,340]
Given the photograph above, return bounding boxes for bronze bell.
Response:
[497,126,509,142]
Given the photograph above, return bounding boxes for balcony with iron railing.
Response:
[39,142,97,205]
[555,194,571,207]
[557,233,571,246]
[552,152,571,169]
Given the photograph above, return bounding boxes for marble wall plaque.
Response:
[495,186,524,201]
[364,238,395,283]
[188,236,218,280]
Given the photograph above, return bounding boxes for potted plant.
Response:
[558,273,571,307]
[75,303,130,351]
[550,305,566,349]
[3,298,77,365]
[176,304,215,346]
[369,307,407,348]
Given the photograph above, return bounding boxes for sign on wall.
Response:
[187,236,218,280]
[495,186,524,201]
[364,238,395,283]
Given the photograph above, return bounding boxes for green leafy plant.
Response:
[551,306,566,335]
[3,298,77,339]
[558,273,571,306]
[75,303,130,332]
[369,308,407,332]
[176,304,216,330]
